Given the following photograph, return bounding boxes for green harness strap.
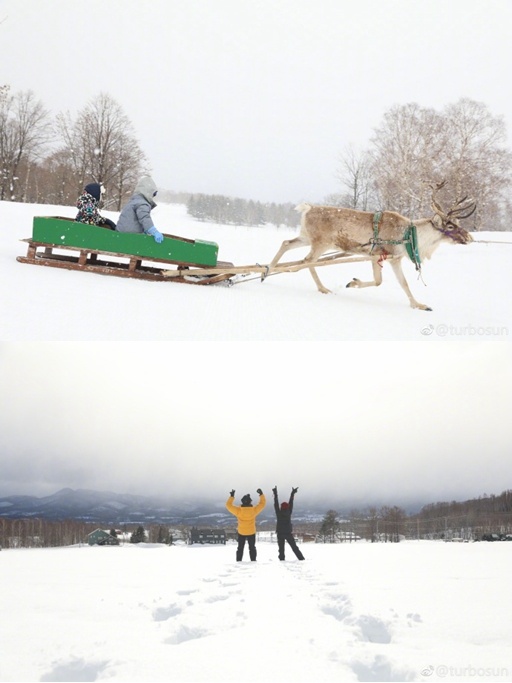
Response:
[403,224,421,271]
[371,212,421,271]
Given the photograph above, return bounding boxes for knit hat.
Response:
[281,502,289,510]
[85,183,101,202]
[241,494,252,506]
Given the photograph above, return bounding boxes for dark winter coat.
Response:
[274,491,295,535]
[75,183,111,227]
[115,176,158,234]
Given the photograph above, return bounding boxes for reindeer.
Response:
[263,184,475,311]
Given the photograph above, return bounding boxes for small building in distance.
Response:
[189,528,226,545]
[87,529,120,546]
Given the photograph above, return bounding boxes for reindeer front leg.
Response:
[389,259,432,311]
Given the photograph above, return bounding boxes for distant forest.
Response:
[158,190,300,228]
[324,489,512,543]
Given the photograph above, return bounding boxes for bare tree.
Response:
[370,102,447,216]
[367,99,512,230]
[56,93,148,209]
[0,87,52,200]
[365,506,379,543]
[379,505,406,542]
[442,98,512,230]
[335,144,374,210]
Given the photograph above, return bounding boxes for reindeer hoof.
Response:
[346,278,360,289]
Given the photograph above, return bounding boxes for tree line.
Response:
[3,489,510,548]
[2,86,511,230]
[316,489,512,543]
[186,193,299,228]
[0,86,147,210]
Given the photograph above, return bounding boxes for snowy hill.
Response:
[2,200,510,340]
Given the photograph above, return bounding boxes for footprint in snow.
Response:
[320,593,353,622]
[152,603,183,621]
[40,657,110,682]
[406,612,422,626]
[164,624,210,645]
[351,654,415,682]
[355,614,392,644]
[204,594,230,603]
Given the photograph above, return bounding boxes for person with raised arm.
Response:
[272,486,305,561]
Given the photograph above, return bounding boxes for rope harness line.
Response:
[472,239,512,245]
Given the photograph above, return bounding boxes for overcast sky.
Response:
[0,342,510,509]
[2,0,512,204]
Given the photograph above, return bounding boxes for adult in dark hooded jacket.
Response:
[75,182,116,229]
[115,176,164,243]
[273,486,305,561]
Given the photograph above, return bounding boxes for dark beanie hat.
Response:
[241,494,252,506]
[85,183,101,202]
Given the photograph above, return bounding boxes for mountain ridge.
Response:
[0,487,328,525]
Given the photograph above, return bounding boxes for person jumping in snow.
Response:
[226,489,266,561]
[272,486,305,561]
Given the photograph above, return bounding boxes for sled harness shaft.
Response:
[370,212,421,271]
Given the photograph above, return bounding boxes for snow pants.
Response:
[236,533,257,561]
[278,532,305,561]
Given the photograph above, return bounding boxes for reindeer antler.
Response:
[451,203,476,220]
[447,197,477,220]
[429,180,447,218]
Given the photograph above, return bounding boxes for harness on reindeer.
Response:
[369,212,421,272]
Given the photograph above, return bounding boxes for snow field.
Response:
[1,541,511,682]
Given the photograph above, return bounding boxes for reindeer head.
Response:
[430,182,475,245]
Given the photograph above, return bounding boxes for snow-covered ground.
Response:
[1,200,510,340]
[1,540,510,682]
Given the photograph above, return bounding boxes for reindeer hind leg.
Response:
[346,259,383,290]
[304,246,331,294]
[262,234,310,281]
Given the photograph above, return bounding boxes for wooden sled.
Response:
[17,216,234,285]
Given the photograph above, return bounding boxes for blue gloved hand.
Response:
[147,226,164,243]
